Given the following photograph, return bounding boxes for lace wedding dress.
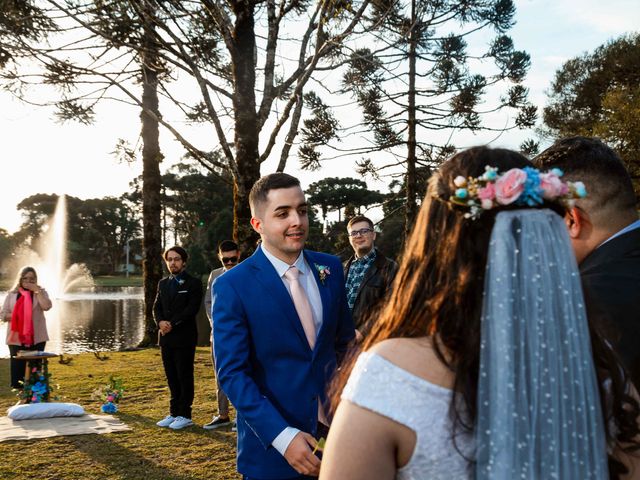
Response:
[341,351,474,479]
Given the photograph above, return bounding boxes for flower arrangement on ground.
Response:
[92,376,125,413]
[16,366,53,403]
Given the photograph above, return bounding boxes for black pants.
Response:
[9,342,46,389]
[161,344,196,419]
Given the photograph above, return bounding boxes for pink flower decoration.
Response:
[540,172,568,199]
[32,367,37,373]
[494,168,527,205]
[477,182,496,201]
[107,395,114,402]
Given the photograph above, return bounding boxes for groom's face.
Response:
[251,186,309,264]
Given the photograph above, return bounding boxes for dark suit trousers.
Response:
[9,342,46,389]
[161,344,196,419]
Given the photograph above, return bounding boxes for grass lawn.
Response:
[0,348,239,480]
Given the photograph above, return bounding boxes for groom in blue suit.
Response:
[213,173,355,479]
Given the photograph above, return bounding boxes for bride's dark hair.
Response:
[330,146,639,477]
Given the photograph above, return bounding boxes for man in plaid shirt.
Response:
[343,215,398,340]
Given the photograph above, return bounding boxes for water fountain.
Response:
[3,195,94,297]
[0,195,144,357]
[34,195,95,297]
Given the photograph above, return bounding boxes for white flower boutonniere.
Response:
[314,264,331,285]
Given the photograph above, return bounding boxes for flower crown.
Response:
[446,166,586,220]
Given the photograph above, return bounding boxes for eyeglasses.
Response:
[221,256,238,264]
[348,228,373,238]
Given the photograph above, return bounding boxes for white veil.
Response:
[474,209,608,479]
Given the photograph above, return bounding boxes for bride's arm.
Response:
[319,399,414,480]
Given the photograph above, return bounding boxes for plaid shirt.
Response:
[345,249,377,311]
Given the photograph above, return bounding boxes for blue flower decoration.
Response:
[314,264,330,285]
[519,167,543,206]
[575,183,587,198]
[551,168,564,177]
[31,381,48,395]
[101,402,118,414]
[483,166,498,181]
[455,188,468,199]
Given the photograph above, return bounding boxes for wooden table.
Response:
[16,352,59,402]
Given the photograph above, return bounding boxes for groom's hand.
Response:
[283,431,321,475]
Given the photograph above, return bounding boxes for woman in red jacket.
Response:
[2,266,52,388]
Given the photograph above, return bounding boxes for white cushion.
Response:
[7,403,85,420]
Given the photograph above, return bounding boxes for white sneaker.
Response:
[169,416,194,430]
[156,415,175,427]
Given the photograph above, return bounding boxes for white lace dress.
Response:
[341,351,474,480]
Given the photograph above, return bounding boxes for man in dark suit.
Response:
[153,245,203,430]
[203,239,240,430]
[213,173,354,479]
[343,215,398,339]
[534,136,640,387]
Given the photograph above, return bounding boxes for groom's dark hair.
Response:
[533,136,637,228]
[249,172,301,215]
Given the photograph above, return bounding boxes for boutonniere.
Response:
[314,264,330,285]
[177,278,185,285]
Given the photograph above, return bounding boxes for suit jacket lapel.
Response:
[169,275,182,303]
[251,247,310,349]
[160,277,173,308]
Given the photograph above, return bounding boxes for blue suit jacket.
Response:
[212,246,354,478]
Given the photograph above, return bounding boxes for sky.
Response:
[1,0,638,234]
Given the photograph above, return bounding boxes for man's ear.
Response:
[565,206,587,239]
[250,216,262,234]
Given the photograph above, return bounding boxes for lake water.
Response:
[0,287,212,358]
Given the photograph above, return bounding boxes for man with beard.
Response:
[154,245,203,430]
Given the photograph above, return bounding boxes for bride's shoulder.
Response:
[369,337,454,390]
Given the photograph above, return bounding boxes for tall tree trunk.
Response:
[138,7,163,347]
[231,2,261,254]
[404,0,418,241]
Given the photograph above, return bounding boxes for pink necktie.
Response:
[284,266,316,349]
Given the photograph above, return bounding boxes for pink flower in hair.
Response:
[540,172,569,199]
[494,168,527,205]
[477,182,496,201]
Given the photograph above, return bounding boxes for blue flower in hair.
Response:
[455,188,468,199]
[519,167,543,206]
[482,166,498,181]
